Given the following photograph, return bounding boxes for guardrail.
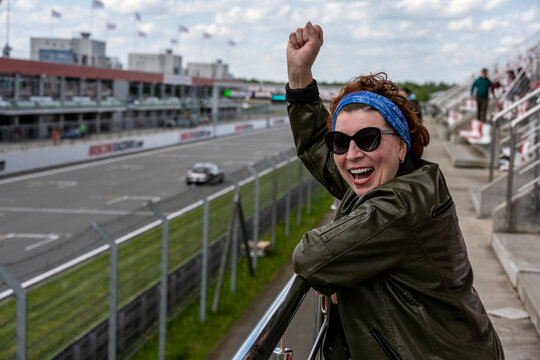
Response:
[489,87,540,181]
[504,103,540,231]
[232,274,329,360]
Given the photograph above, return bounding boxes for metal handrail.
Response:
[439,86,467,110]
[233,275,310,360]
[504,103,540,231]
[488,87,540,181]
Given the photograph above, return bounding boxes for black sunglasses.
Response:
[324,127,396,154]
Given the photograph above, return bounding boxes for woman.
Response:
[286,22,504,359]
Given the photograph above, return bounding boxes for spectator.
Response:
[286,21,504,360]
[470,68,492,123]
[506,70,519,101]
[516,67,531,97]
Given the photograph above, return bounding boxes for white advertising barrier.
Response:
[0,117,289,177]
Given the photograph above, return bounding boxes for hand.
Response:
[287,21,324,89]
[315,291,338,304]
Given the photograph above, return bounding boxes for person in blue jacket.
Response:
[470,68,492,123]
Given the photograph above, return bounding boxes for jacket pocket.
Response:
[370,329,403,360]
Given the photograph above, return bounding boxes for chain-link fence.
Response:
[0,150,330,360]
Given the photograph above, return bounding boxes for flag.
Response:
[228,40,236,47]
[138,30,146,37]
[51,9,62,18]
[107,22,116,30]
[179,25,189,33]
[135,12,141,21]
[203,32,212,39]
[171,38,178,45]
[92,0,104,9]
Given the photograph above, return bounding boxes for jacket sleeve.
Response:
[286,80,349,199]
[292,187,409,295]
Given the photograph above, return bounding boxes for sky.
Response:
[0,0,539,84]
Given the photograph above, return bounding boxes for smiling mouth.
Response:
[350,167,374,183]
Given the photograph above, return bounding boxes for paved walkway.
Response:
[208,116,540,359]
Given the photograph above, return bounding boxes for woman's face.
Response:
[334,109,407,197]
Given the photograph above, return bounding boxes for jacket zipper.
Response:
[370,329,403,360]
[432,198,453,218]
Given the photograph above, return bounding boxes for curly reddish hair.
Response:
[327,72,430,159]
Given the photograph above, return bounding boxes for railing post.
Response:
[0,265,26,360]
[534,119,539,214]
[265,157,278,249]
[92,221,118,360]
[505,126,516,232]
[147,202,169,360]
[246,165,259,269]
[285,157,292,236]
[489,119,498,182]
[297,161,303,225]
[191,185,209,322]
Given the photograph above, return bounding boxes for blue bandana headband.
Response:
[331,91,411,150]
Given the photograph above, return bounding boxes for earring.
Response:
[399,157,404,164]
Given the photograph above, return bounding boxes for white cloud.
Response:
[478,18,508,31]
[440,42,459,53]
[448,17,473,30]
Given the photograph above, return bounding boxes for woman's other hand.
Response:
[287,21,323,89]
[316,291,338,304]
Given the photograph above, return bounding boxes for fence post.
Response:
[0,265,26,360]
[147,202,169,360]
[191,185,209,322]
[297,161,303,225]
[264,157,278,249]
[286,157,292,236]
[230,183,240,292]
[246,165,260,269]
[92,221,118,360]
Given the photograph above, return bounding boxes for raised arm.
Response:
[286,22,348,198]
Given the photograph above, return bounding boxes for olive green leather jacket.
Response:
[287,81,504,360]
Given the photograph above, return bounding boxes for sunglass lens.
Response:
[334,134,351,154]
[354,128,381,152]
[325,132,350,154]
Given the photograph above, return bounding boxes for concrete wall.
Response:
[493,187,540,233]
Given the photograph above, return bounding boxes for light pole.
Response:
[3,0,11,58]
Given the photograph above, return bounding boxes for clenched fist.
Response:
[287,21,324,89]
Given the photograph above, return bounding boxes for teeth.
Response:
[350,168,373,174]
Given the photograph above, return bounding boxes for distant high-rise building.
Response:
[30,32,110,68]
[128,49,183,74]
[186,59,232,79]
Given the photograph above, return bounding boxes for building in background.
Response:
[30,33,109,68]
[186,59,232,79]
[128,49,182,74]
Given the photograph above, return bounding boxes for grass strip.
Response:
[125,190,332,360]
